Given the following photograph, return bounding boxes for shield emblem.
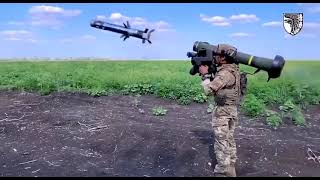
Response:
[283,13,303,36]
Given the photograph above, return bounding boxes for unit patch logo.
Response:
[283,13,303,36]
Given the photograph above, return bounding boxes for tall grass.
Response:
[242,61,320,106]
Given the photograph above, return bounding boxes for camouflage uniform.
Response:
[201,44,241,177]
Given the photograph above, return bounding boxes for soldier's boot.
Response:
[226,163,236,177]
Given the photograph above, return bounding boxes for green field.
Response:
[0,60,319,127]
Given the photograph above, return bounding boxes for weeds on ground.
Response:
[265,110,283,129]
[123,84,154,95]
[279,100,306,126]
[85,88,107,97]
[152,106,167,116]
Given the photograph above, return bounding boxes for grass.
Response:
[0,60,319,127]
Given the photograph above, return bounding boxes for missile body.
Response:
[90,20,155,44]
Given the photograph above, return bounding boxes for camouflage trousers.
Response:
[211,105,239,175]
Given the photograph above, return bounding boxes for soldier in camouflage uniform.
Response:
[199,44,242,177]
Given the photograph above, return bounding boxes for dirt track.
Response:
[0,91,320,177]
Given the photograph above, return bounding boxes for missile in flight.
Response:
[90,19,155,44]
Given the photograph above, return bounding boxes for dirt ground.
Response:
[0,91,320,177]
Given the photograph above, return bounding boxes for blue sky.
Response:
[0,3,319,60]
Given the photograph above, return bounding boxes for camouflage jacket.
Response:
[201,63,241,106]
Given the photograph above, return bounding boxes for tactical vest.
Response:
[214,64,241,106]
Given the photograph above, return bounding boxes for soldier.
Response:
[199,44,242,177]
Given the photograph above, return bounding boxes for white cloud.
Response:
[229,32,251,38]
[229,14,259,23]
[28,5,82,28]
[109,13,125,21]
[262,21,282,27]
[29,5,81,17]
[200,13,259,27]
[200,14,230,26]
[0,30,37,43]
[96,12,175,32]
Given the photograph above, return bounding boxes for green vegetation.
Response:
[241,94,266,117]
[265,110,283,129]
[279,100,306,126]
[0,60,319,127]
[152,106,167,116]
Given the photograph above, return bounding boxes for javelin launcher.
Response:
[187,41,286,82]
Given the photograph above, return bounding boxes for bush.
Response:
[241,94,266,117]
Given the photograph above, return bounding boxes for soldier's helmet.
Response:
[215,44,237,58]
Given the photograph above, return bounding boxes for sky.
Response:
[0,3,319,60]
